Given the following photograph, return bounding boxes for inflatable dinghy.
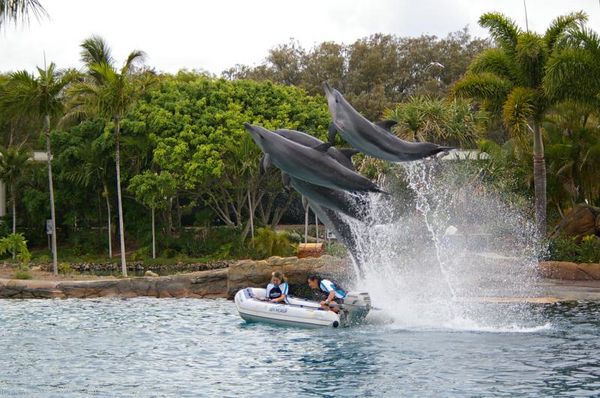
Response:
[234,287,371,328]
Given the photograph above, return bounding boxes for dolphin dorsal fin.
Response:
[375,120,397,131]
[339,148,360,160]
[313,142,332,152]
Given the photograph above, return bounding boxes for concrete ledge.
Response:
[539,261,600,280]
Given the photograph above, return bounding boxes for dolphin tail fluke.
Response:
[327,122,338,144]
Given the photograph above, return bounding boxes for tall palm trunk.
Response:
[11,187,16,260]
[103,181,112,258]
[114,117,127,276]
[532,122,547,238]
[45,115,58,275]
[151,207,156,259]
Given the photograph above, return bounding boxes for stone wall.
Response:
[0,255,352,299]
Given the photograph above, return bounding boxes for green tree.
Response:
[128,171,177,258]
[67,36,152,276]
[0,146,30,245]
[453,11,588,237]
[0,63,74,274]
[56,120,116,258]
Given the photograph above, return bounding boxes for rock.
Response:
[297,243,324,258]
[552,204,600,240]
[144,270,159,277]
[539,261,600,280]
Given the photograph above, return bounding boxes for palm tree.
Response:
[453,11,588,237]
[0,63,74,275]
[544,27,600,121]
[67,36,150,276]
[0,0,46,26]
[0,146,30,240]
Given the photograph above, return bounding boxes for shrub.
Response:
[547,235,600,263]
[58,263,75,275]
[252,228,293,259]
[0,233,31,263]
[13,265,32,280]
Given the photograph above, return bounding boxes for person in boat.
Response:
[265,271,289,303]
[307,275,346,312]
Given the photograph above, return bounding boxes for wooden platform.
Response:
[297,243,324,258]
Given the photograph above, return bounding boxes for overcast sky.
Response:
[1,0,599,74]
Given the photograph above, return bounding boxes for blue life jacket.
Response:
[319,279,346,299]
[266,282,289,299]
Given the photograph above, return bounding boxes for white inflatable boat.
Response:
[234,287,371,328]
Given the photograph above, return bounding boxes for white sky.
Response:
[1,0,599,74]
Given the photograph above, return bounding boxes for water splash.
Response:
[346,159,544,331]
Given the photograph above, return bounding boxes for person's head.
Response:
[271,271,285,285]
[307,274,320,289]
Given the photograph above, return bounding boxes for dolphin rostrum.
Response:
[244,123,386,194]
[323,82,453,162]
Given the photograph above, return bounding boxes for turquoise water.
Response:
[1,298,599,397]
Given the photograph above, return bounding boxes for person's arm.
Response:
[271,294,286,303]
[321,290,336,306]
[270,283,288,303]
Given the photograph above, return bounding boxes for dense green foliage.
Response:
[0,14,598,266]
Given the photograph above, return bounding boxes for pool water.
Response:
[1,298,599,397]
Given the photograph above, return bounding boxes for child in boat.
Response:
[265,271,289,303]
[307,275,346,312]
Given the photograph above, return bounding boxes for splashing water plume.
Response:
[346,159,545,331]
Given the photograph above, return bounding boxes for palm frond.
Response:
[468,48,523,84]
[80,35,114,67]
[0,0,47,26]
[479,12,521,53]
[502,86,537,139]
[544,11,588,51]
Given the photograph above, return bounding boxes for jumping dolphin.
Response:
[307,200,364,275]
[274,129,359,171]
[244,123,386,194]
[282,173,368,222]
[323,82,453,162]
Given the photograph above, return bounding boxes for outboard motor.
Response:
[339,291,371,325]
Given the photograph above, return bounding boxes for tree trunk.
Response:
[114,118,127,276]
[45,115,58,275]
[151,207,156,259]
[11,187,16,260]
[532,122,547,238]
[103,181,112,258]
[247,191,254,241]
[304,203,309,244]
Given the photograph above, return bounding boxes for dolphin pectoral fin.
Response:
[281,172,291,191]
[339,148,360,160]
[328,122,338,144]
[314,142,332,152]
[260,154,271,174]
[375,120,398,131]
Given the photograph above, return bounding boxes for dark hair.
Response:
[307,274,319,282]
[272,271,287,283]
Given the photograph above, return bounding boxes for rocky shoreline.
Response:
[0,255,351,299]
[1,258,599,301]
